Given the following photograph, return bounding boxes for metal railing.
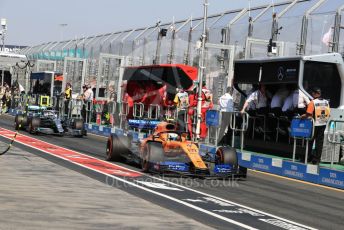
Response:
[327,119,344,167]
[148,104,160,120]
[230,111,249,151]
[119,102,129,129]
[133,102,144,118]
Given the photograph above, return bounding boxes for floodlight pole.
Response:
[195,0,208,141]
[1,18,7,90]
[154,21,162,64]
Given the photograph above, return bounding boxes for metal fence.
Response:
[15,0,344,103]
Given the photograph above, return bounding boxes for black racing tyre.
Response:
[15,115,23,130]
[106,134,129,161]
[29,117,41,134]
[21,115,28,128]
[74,119,84,130]
[215,146,238,166]
[239,167,247,178]
[142,142,164,173]
[216,146,247,178]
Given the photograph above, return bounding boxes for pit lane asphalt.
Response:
[0,115,343,229]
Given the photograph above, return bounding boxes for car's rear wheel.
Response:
[29,117,41,134]
[15,115,25,130]
[74,119,84,130]
[142,142,164,173]
[106,134,129,161]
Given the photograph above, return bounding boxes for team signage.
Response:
[290,118,313,139]
[205,110,220,127]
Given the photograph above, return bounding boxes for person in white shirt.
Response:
[83,85,94,102]
[282,94,293,113]
[219,87,234,112]
[82,84,94,121]
[241,84,270,115]
[218,87,234,145]
[271,86,289,115]
[282,88,310,116]
[292,88,310,114]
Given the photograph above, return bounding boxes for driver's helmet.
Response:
[167,133,179,141]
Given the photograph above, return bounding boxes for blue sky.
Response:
[0,0,286,46]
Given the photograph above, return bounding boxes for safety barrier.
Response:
[133,102,144,118]
[230,112,249,151]
[165,106,177,122]
[84,100,93,124]
[119,102,129,129]
[68,99,83,119]
[148,104,160,120]
[107,101,117,127]
[325,109,344,167]
[290,117,315,163]
[58,96,65,117]
[50,96,58,108]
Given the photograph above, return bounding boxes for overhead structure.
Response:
[17,0,344,99]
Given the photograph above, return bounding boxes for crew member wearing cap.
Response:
[301,87,330,164]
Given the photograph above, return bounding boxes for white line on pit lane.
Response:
[0,129,256,230]
[0,127,317,230]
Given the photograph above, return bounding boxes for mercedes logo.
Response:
[277,66,285,81]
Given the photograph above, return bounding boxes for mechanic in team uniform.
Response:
[173,88,189,132]
[301,87,330,164]
[188,82,213,140]
[64,83,72,116]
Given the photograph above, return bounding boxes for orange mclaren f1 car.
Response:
[106,122,247,178]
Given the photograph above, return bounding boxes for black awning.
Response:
[234,59,300,85]
[261,60,299,84]
[123,66,193,89]
[233,62,261,84]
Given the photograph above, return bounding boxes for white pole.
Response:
[195,0,209,141]
[1,18,7,89]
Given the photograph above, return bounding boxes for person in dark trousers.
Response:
[218,87,234,145]
[301,87,330,164]
[64,83,72,116]
[173,88,189,132]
